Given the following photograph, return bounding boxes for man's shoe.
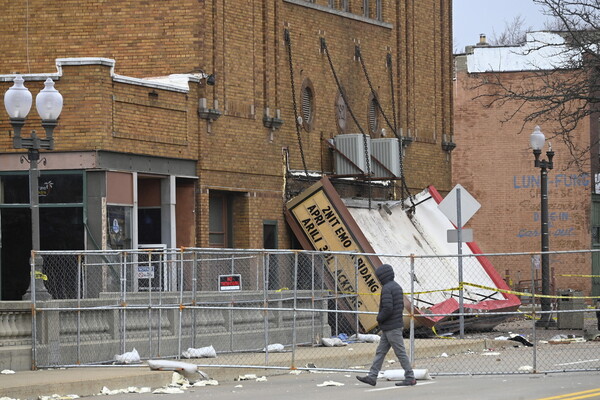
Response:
[356,375,377,386]
[395,379,417,386]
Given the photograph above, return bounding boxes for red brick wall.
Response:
[454,66,592,295]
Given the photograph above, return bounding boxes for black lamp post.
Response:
[3,75,63,301]
[530,125,556,328]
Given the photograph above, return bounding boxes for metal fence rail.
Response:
[30,248,600,375]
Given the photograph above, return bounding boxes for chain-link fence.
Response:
[29,248,600,375]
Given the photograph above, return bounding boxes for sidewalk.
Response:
[0,338,493,400]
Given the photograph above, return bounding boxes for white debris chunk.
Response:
[114,348,140,364]
[171,372,189,386]
[317,381,344,387]
[263,343,285,352]
[192,380,219,387]
[40,395,80,400]
[1,397,18,400]
[234,385,243,388]
[182,345,217,359]
[256,376,267,382]
[321,337,346,347]
[100,386,128,395]
[236,374,257,381]
[1,370,15,374]
[482,352,501,356]
[518,365,534,372]
[440,353,448,358]
[289,370,302,375]
[152,387,185,394]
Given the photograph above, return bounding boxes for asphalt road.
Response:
[96,370,600,400]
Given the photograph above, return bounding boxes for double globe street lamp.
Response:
[529,125,556,328]
[3,75,63,300]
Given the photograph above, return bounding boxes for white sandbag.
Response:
[147,359,198,374]
[115,348,140,364]
[263,343,285,352]
[378,368,431,381]
[321,337,346,347]
[357,334,380,343]
[182,345,217,358]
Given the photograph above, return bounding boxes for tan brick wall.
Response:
[0,0,454,250]
[453,67,592,295]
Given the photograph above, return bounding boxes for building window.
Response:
[301,78,316,132]
[376,0,382,21]
[368,93,379,135]
[363,0,369,17]
[209,191,233,248]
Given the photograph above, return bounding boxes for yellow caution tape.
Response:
[558,274,600,278]
[34,270,48,281]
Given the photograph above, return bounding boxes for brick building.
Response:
[454,32,595,296]
[0,1,453,299]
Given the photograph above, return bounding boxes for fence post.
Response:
[192,250,198,348]
[292,252,298,369]
[177,249,184,360]
[77,254,82,364]
[120,251,126,355]
[531,254,537,372]
[263,251,270,365]
[31,252,38,369]
[409,254,415,364]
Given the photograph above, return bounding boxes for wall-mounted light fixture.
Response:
[198,97,222,133]
[263,107,283,141]
[442,133,456,153]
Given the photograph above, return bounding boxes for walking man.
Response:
[356,263,416,387]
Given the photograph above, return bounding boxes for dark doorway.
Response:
[138,208,161,245]
[1,209,31,300]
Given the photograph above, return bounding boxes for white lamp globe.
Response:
[4,75,32,119]
[530,125,545,151]
[35,78,63,120]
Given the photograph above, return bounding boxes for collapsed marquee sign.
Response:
[284,177,521,334]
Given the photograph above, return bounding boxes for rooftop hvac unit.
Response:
[371,138,400,178]
[334,133,371,175]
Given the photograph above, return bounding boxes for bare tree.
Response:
[490,15,532,46]
[472,0,600,171]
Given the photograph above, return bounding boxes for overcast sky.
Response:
[453,0,549,53]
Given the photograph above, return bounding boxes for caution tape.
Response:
[558,274,600,278]
[322,282,600,300]
[462,282,600,300]
[34,270,48,281]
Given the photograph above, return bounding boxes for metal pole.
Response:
[457,188,464,338]
[409,255,415,364]
[540,165,551,327]
[23,149,51,300]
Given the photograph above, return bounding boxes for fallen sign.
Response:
[285,177,521,335]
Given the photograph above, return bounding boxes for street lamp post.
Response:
[3,75,63,301]
[529,125,556,328]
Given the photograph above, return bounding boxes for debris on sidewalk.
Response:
[321,337,346,347]
[349,333,380,343]
[235,374,258,381]
[317,380,344,387]
[99,386,151,395]
[152,387,185,394]
[518,365,533,372]
[39,395,80,400]
[114,348,140,364]
[547,334,585,344]
[1,370,15,374]
[182,345,217,358]
[263,343,285,352]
